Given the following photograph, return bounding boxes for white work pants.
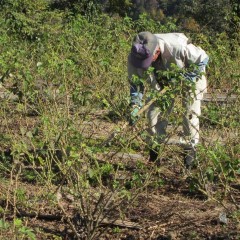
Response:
[147,75,207,147]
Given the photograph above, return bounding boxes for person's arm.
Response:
[128,55,145,107]
[130,81,144,107]
[129,69,162,106]
[146,72,162,91]
[184,44,209,80]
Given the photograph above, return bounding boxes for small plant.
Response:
[14,219,36,240]
[0,219,36,240]
[187,143,240,200]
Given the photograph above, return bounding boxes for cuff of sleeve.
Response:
[130,92,143,107]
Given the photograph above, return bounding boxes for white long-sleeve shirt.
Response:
[154,33,208,70]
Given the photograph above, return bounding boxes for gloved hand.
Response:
[129,105,140,126]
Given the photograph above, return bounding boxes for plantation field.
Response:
[0,2,240,239]
[0,170,239,240]
[0,98,239,239]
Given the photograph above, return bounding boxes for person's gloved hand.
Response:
[129,105,140,126]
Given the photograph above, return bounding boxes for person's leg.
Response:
[182,94,201,145]
[182,75,207,168]
[147,101,173,162]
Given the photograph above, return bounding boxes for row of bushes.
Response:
[0,2,239,239]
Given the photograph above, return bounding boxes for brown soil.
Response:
[0,109,239,240]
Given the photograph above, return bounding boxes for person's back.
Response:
[153,33,208,70]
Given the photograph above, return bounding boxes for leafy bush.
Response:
[0,3,239,239]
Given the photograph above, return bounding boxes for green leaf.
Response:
[26,131,33,138]
[0,220,9,229]
[14,218,22,228]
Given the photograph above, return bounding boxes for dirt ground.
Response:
[1,163,239,240]
[0,107,239,240]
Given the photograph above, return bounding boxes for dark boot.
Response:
[184,147,196,169]
[149,148,159,162]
